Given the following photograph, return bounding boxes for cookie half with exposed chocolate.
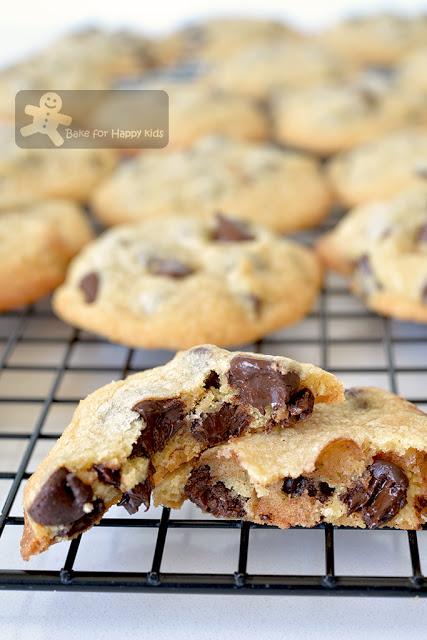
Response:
[21,345,343,559]
[154,387,427,530]
[53,213,322,349]
[317,185,427,323]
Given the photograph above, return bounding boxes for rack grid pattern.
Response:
[1,216,427,596]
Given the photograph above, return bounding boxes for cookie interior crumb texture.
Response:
[20,345,343,559]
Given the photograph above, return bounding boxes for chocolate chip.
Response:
[212,213,254,242]
[93,464,121,488]
[191,403,251,446]
[131,398,186,457]
[204,370,221,389]
[416,224,427,244]
[288,388,314,421]
[79,272,99,304]
[357,254,372,275]
[345,387,370,409]
[147,257,195,279]
[28,467,94,526]
[282,476,334,504]
[415,167,427,179]
[365,64,395,79]
[228,355,300,415]
[422,283,427,305]
[118,475,152,514]
[246,294,262,315]
[342,459,408,527]
[357,87,379,108]
[184,465,247,518]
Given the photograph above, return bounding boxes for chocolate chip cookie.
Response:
[272,69,407,156]
[92,136,332,232]
[317,13,427,66]
[21,344,343,559]
[0,200,93,311]
[0,28,156,120]
[0,129,117,209]
[317,186,427,322]
[155,387,427,531]
[205,40,347,100]
[327,127,427,206]
[53,213,323,348]
[166,85,269,149]
[155,17,297,66]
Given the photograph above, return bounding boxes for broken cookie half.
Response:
[154,388,427,530]
[21,345,343,559]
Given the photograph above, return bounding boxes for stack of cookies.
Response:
[1,14,427,556]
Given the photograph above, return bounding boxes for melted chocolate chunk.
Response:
[79,272,99,303]
[342,460,408,527]
[28,467,94,526]
[228,355,300,415]
[184,465,247,518]
[422,283,427,305]
[204,370,221,389]
[191,403,251,446]
[131,398,186,457]
[212,213,254,242]
[288,388,314,421]
[282,476,334,504]
[147,257,195,279]
[118,475,153,514]
[93,464,121,488]
[66,499,105,537]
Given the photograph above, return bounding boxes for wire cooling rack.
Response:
[1,211,427,596]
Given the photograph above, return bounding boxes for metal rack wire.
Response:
[1,215,427,596]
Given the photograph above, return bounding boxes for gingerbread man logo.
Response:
[20,92,72,147]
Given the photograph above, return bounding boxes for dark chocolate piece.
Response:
[204,370,221,389]
[118,474,153,514]
[191,403,251,446]
[416,224,427,244]
[131,398,186,457]
[66,499,105,537]
[228,355,300,414]
[28,467,94,526]
[342,459,408,527]
[282,476,334,504]
[147,257,195,279]
[184,465,247,518]
[93,464,121,488]
[288,388,315,421]
[212,213,254,242]
[79,272,99,303]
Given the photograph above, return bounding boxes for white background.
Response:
[2,1,427,638]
